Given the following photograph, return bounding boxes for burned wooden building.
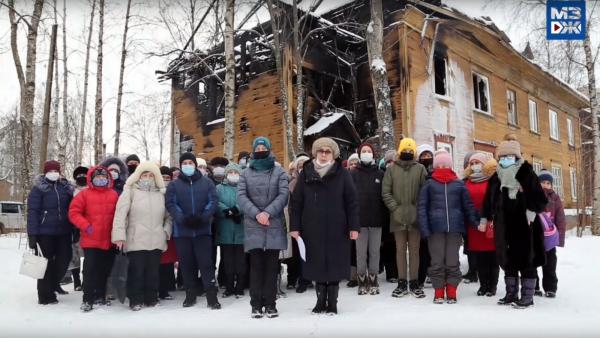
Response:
[160,0,588,208]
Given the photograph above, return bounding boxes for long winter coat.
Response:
[382,160,428,232]
[27,175,74,236]
[544,189,567,247]
[215,182,244,245]
[350,162,387,228]
[290,159,360,282]
[483,162,548,270]
[418,177,478,238]
[165,170,218,238]
[465,180,495,251]
[100,157,128,196]
[111,162,172,252]
[237,164,289,252]
[68,167,119,250]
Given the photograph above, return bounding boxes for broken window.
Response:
[240,117,249,133]
[198,81,207,104]
[507,89,517,125]
[472,73,490,113]
[434,49,449,96]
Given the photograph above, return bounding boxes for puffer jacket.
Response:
[544,189,567,247]
[382,160,428,232]
[350,162,386,228]
[111,162,172,252]
[215,182,244,245]
[237,164,289,252]
[68,167,119,250]
[27,175,74,236]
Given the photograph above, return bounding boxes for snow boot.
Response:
[446,284,457,304]
[433,288,445,304]
[80,302,93,312]
[512,278,536,309]
[326,284,339,315]
[392,279,408,298]
[56,285,69,295]
[409,280,425,298]
[265,305,279,318]
[368,274,380,295]
[498,276,519,305]
[486,286,497,297]
[60,274,72,285]
[130,304,142,311]
[545,291,556,298]
[206,287,222,310]
[251,306,264,319]
[357,274,368,295]
[73,269,82,291]
[182,289,197,308]
[312,283,327,314]
[296,283,308,294]
[346,280,358,288]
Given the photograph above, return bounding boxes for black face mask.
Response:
[253,151,270,160]
[419,158,433,168]
[399,152,414,161]
[127,164,138,174]
[75,176,87,187]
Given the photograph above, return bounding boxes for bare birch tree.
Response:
[114,0,133,157]
[77,0,96,165]
[39,24,58,172]
[223,0,235,160]
[94,0,105,163]
[58,0,69,165]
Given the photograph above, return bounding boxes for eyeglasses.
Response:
[317,149,332,155]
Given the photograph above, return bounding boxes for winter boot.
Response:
[326,284,339,315]
[251,306,264,319]
[446,284,458,304]
[545,291,556,298]
[486,285,497,297]
[477,281,488,296]
[182,289,197,308]
[368,274,380,295]
[56,285,69,295]
[392,279,408,298]
[498,276,519,305]
[433,288,445,304]
[265,305,279,318]
[60,274,73,285]
[346,280,358,288]
[512,278,536,309]
[72,269,82,291]
[409,280,425,298]
[357,274,368,295]
[312,283,327,314]
[296,283,308,294]
[80,302,93,312]
[206,287,222,310]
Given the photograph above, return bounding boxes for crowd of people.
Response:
[25,134,566,318]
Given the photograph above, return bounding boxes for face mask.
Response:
[499,156,516,168]
[127,164,137,174]
[419,158,433,168]
[253,151,269,160]
[213,167,225,177]
[110,171,119,180]
[239,159,247,168]
[181,165,196,176]
[316,159,332,166]
[76,176,87,187]
[139,178,154,190]
[199,168,208,176]
[92,177,108,187]
[45,172,60,182]
[471,164,483,173]
[227,174,240,184]
[399,152,414,161]
[360,153,374,164]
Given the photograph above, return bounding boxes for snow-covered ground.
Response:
[1,231,599,338]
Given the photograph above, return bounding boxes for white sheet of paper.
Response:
[526,210,536,225]
[297,236,306,261]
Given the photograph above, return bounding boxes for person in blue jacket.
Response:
[27,160,74,305]
[165,152,221,310]
[418,150,478,304]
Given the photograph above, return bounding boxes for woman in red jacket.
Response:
[68,167,119,312]
[464,153,499,297]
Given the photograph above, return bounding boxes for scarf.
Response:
[313,159,334,178]
[432,168,458,183]
[250,153,275,171]
[496,159,524,200]
[468,170,491,184]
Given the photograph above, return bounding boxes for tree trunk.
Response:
[366,0,395,152]
[94,0,105,163]
[584,28,600,236]
[58,0,69,166]
[39,24,58,172]
[114,0,132,157]
[223,0,235,161]
[292,0,305,153]
[8,0,45,202]
[77,0,96,165]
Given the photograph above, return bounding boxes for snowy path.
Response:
[1,232,598,338]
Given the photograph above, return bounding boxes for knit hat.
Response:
[433,150,453,169]
[311,137,340,159]
[416,144,434,159]
[463,151,475,169]
[179,152,198,167]
[225,163,242,174]
[197,158,207,167]
[210,156,229,167]
[160,166,173,179]
[398,138,417,154]
[252,136,272,152]
[125,154,141,163]
[384,150,397,163]
[43,160,61,174]
[469,152,490,165]
[348,153,360,163]
[496,140,521,159]
[73,166,88,179]
[538,169,554,184]
[358,143,376,156]
[294,155,310,169]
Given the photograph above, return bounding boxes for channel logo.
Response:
[547,1,586,40]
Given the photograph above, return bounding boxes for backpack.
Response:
[538,212,559,251]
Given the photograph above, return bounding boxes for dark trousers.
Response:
[127,250,161,306]
[249,249,279,308]
[286,238,311,286]
[36,234,72,302]
[536,248,558,292]
[174,236,216,292]
[380,232,397,280]
[418,238,430,285]
[475,251,499,290]
[505,266,537,279]
[220,244,247,292]
[82,248,115,304]
[159,263,176,296]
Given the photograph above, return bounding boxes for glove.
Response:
[232,214,242,224]
[28,235,37,250]
[85,225,93,235]
[72,228,80,243]
[222,208,232,218]
[230,206,240,217]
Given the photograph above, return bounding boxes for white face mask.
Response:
[213,167,226,177]
[316,159,332,166]
[471,164,483,173]
[45,172,60,182]
[227,174,240,184]
[360,152,374,164]
[110,171,120,180]
[138,178,154,190]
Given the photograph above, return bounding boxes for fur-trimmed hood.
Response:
[463,158,498,179]
[124,161,166,193]
[99,157,128,181]
[33,174,73,194]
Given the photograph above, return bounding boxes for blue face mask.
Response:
[181,165,196,176]
[92,177,108,187]
[499,156,516,168]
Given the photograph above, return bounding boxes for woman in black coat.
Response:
[483,141,547,309]
[290,137,360,315]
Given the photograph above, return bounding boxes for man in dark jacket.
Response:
[27,160,74,305]
[165,152,221,310]
[125,154,140,175]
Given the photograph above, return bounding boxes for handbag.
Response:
[19,243,48,279]
[538,212,559,251]
[111,251,129,304]
[485,221,494,239]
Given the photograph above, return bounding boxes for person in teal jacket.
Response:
[216,163,246,298]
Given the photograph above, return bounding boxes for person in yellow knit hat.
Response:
[382,138,428,299]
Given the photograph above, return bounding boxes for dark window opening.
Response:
[240,117,250,133]
[472,73,489,113]
[434,49,448,96]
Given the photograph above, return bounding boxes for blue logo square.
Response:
[547,0,586,40]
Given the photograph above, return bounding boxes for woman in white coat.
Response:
[112,162,172,311]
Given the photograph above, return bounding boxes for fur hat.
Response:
[100,157,128,181]
[496,140,521,159]
[348,153,360,163]
[538,169,554,184]
[433,150,453,169]
[311,137,340,159]
[43,160,61,174]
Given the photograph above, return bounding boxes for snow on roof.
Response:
[316,17,364,42]
[304,112,346,136]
